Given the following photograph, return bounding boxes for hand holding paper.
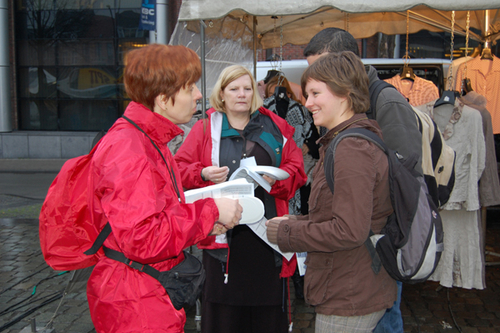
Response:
[202,166,229,184]
[213,197,242,229]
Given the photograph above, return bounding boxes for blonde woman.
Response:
[175,65,307,333]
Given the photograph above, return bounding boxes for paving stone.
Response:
[466,319,495,327]
[477,328,500,333]
[460,328,480,333]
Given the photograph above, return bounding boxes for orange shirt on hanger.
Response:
[384,74,439,107]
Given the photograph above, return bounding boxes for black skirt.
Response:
[202,225,284,306]
[201,225,288,333]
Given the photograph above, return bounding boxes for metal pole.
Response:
[253,16,257,79]
[484,10,490,49]
[0,0,12,132]
[200,20,206,117]
[156,0,168,44]
[394,34,401,59]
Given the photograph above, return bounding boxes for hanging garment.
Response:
[447,56,473,90]
[384,74,439,107]
[460,91,500,207]
[454,55,500,133]
[417,99,486,289]
[428,210,485,289]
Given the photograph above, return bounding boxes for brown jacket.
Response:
[276,114,397,316]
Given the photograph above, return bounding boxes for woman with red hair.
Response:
[86,44,242,332]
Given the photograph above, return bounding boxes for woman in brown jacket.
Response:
[266,51,397,332]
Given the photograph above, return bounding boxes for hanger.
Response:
[434,90,457,107]
[481,47,493,60]
[400,65,415,81]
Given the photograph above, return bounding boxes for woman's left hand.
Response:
[265,217,288,244]
[262,175,276,187]
[202,166,229,184]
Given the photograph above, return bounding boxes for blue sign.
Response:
[139,0,155,31]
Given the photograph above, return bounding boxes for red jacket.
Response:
[87,102,218,332]
[175,107,307,277]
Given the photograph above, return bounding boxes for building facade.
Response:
[2,0,498,158]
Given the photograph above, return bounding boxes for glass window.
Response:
[57,67,121,99]
[19,100,58,130]
[17,40,57,66]
[19,0,56,11]
[18,67,58,98]
[16,0,144,131]
[57,40,116,66]
[59,100,121,130]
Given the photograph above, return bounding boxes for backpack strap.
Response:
[364,230,382,274]
[324,128,388,193]
[367,80,396,120]
[85,116,182,260]
[102,246,161,280]
[84,222,111,255]
[122,115,182,202]
[323,128,389,274]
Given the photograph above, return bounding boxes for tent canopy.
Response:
[178,1,500,49]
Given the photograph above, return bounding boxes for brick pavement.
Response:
[1,216,499,333]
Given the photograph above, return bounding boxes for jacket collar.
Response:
[366,65,378,84]
[121,102,183,144]
[319,114,372,146]
[207,106,295,139]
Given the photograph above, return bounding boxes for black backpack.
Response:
[367,80,456,208]
[324,127,444,283]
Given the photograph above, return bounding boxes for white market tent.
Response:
[177,0,499,48]
[173,0,500,109]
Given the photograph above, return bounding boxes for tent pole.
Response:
[484,10,491,49]
[394,35,400,58]
[253,16,257,79]
[200,20,206,117]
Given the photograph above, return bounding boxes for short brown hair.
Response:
[210,65,263,113]
[301,51,369,114]
[124,44,201,111]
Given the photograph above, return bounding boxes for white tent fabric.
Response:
[178,2,500,49]
[173,0,499,105]
[179,0,498,19]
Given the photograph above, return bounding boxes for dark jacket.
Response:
[275,114,397,316]
[366,65,423,174]
[175,106,307,278]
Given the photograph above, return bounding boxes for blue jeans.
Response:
[373,281,403,333]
